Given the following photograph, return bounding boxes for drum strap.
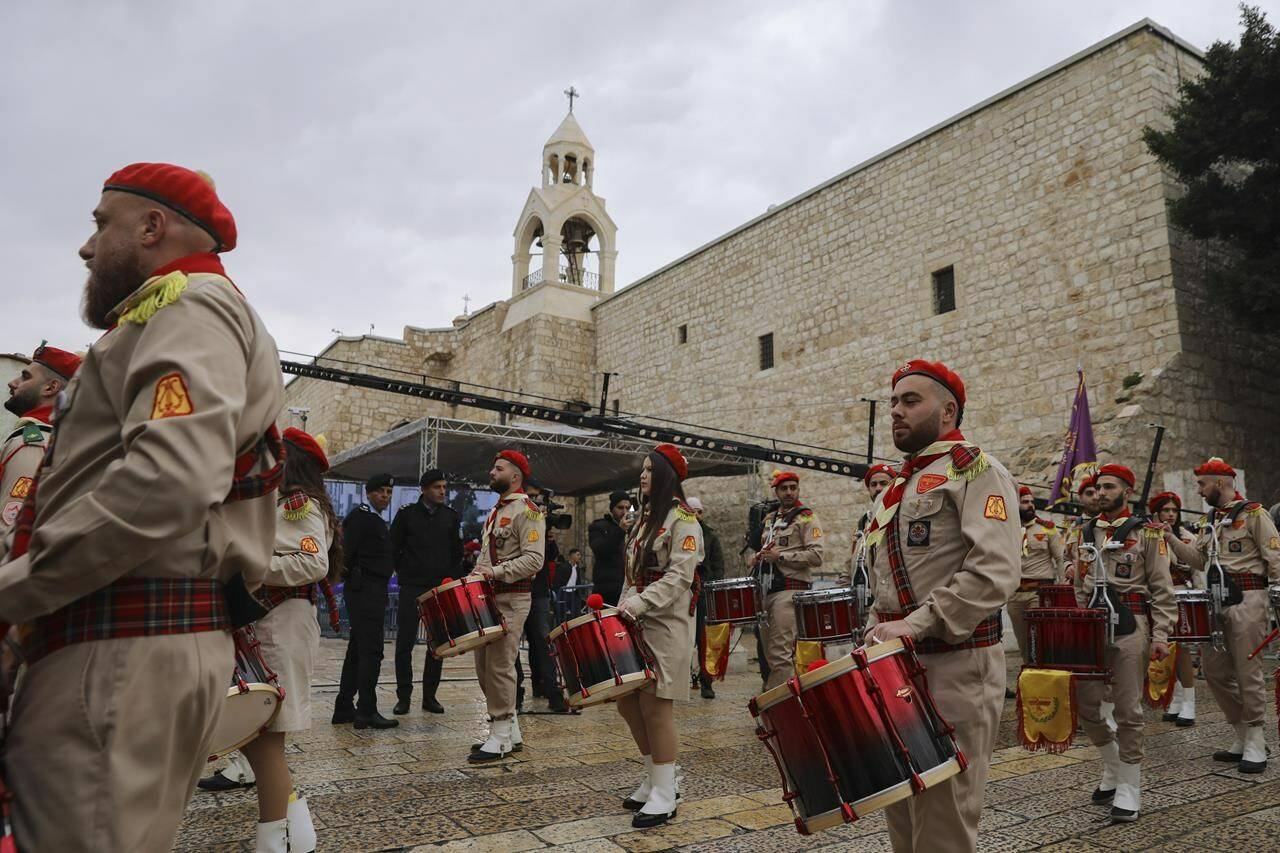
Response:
[22,577,228,666]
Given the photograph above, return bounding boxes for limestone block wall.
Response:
[593,27,1212,562]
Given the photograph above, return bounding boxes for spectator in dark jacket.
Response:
[390,469,462,715]
[588,490,633,605]
[687,497,725,698]
[515,485,568,712]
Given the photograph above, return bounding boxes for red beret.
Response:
[892,359,966,408]
[103,163,237,252]
[283,427,329,473]
[1147,491,1181,514]
[1096,464,1136,488]
[495,449,531,479]
[31,343,81,380]
[1194,457,1236,478]
[1076,475,1097,493]
[862,463,896,487]
[652,443,688,481]
[771,470,799,488]
[1018,485,1033,498]
[463,539,482,553]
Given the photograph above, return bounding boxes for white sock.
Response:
[639,762,677,816]
[287,793,317,853]
[629,755,655,802]
[254,818,288,853]
[1177,686,1195,720]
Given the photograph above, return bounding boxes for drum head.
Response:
[432,624,509,659]
[568,671,653,708]
[208,684,281,760]
[704,577,758,591]
[795,587,854,604]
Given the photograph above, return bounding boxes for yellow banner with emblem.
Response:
[1145,642,1178,709]
[1016,668,1077,753]
[701,623,733,682]
[794,640,825,677]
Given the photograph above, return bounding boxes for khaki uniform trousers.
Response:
[1203,589,1268,727]
[6,631,232,853]
[886,643,1004,853]
[474,592,532,719]
[1005,589,1038,665]
[762,589,798,691]
[1078,615,1149,763]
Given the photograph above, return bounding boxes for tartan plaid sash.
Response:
[877,610,1003,654]
[1118,591,1151,617]
[22,577,229,665]
[494,578,532,595]
[637,569,700,615]
[226,424,286,503]
[254,583,317,610]
[1230,572,1268,591]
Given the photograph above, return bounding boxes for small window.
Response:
[932,266,956,315]
[611,399,620,416]
[758,333,774,371]
[677,324,688,344]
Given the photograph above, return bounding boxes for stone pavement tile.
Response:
[739,787,784,805]
[550,841,629,853]
[451,791,622,835]
[977,805,1035,830]
[1032,840,1114,852]
[681,772,767,802]
[172,840,245,853]
[1245,805,1280,823]
[611,817,739,851]
[674,795,763,821]
[493,778,594,803]
[531,814,641,845]
[1148,820,1280,853]
[990,752,1081,777]
[291,763,410,785]
[413,828,547,852]
[1147,771,1254,800]
[721,803,793,830]
[315,813,468,851]
[675,824,825,853]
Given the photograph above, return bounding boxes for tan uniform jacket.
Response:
[0,270,284,623]
[1020,517,1064,581]
[264,493,331,588]
[623,502,703,620]
[1075,515,1177,643]
[0,414,51,539]
[868,451,1021,643]
[1169,501,1280,583]
[760,504,824,582]
[475,491,546,584]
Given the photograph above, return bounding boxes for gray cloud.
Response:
[1,1,1271,361]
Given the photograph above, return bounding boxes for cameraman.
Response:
[589,491,633,606]
[516,484,569,713]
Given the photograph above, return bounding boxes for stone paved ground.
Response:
[177,638,1280,852]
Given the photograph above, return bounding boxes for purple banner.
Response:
[1049,370,1097,505]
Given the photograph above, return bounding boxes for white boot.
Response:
[510,711,524,750]
[1092,740,1120,803]
[254,818,288,853]
[469,716,513,762]
[1214,723,1248,762]
[1240,725,1268,773]
[1110,762,1141,822]
[1100,700,1118,733]
[1175,686,1195,726]
[229,751,257,784]
[633,762,677,827]
[287,793,317,853]
[1162,685,1183,721]
[624,755,655,809]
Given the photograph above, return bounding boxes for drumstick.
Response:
[1247,627,1279,660]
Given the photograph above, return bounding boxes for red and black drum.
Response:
[1172,589,1212,643]
[749,638,966,835]
[1024,607,1109,678]
[1037,584,1078,609]
[704,576,764,626]
[548,608,655,708]
[416,576,509,659]
[794,587,860,643]
[208,625,284,760]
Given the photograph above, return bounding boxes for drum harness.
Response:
[1203,503,1250,652]
[1080,515,1143,645]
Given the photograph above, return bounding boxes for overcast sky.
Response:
[2,1,1272,362]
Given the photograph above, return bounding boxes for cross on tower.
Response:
[462,294,471,315]
[564,86,579,113]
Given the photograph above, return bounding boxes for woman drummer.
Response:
[244,428,342,853]
[1151,491,1198,726]
[616,443,703,828]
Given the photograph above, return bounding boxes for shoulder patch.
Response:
[983,495,1008,521]
[2,500,20,526]
[1270,536,1280,551]
[499,516,512,528]
[917,473,948,493]
[21,423,47,445]
[10,476,33,499]
[119,270,188,326]
[300,536,320,554]
[810,526,822,539]
[527,529,540,543]
[151,372,194,419]
[681,534,697,552]
[281,491,312,521]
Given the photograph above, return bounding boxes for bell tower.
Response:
[511,88,618,300]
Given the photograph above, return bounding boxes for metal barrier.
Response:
[317,589,428,642]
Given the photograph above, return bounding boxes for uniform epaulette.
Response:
[522,497,544,520]
[1246,502,1264,516]
[1038,517,1056,531]
[797,508,814,521]
[281,490,312,521]
[674,502,698,524]
[119,271,188,326]
[945,444,990,482]
[1142,522,1163,540]
[21,423,48,445]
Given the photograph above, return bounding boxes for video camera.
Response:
[539,490,574,530]
[745,499,780,551]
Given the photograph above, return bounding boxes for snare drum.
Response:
[794,587,859,643]
[416,576,509,659]
[1037,584,1078,609]
[750,638,965,835]
[548,608,654,708]
[207,626,284,760]
[1172,589,1212,643]
[704,576,763,626]
[1024,607,1109,678]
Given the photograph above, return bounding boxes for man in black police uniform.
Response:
[333,473,399,729]
[391,468,462,715]
[515,484,569,713]
[588,491,632,605]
